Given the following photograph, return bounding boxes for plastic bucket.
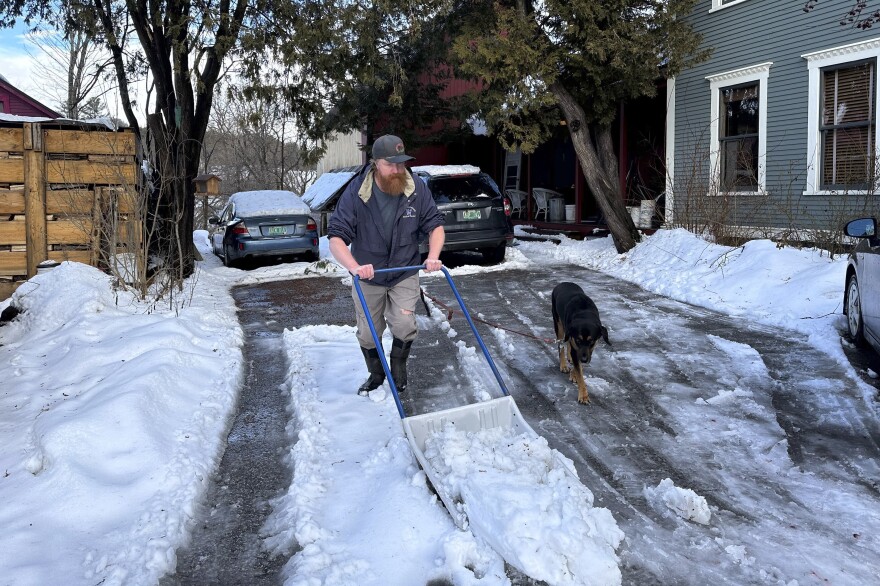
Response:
[564,204,576,222]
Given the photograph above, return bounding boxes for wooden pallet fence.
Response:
[0,122,141,300]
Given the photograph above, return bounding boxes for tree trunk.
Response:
[147,114,196,283]
[95,0,246,285]
[549,82,641,253]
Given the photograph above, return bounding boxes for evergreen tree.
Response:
[253,0,478,153]
[449,0,709,252]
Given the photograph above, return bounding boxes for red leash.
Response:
[419,288,557,345]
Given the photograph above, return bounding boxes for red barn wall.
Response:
[0,80,61,118]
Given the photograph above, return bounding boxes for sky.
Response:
[0,22,129,122]
[0,225,875,586]
[0,23,47,103]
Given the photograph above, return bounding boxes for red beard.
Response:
[376,172,407,195]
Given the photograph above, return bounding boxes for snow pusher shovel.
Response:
[353,265,541,530]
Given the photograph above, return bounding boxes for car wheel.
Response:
[223,245,235,268]
[846,272,866,347]
[482,242,506,264]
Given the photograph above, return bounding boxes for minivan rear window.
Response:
[425,174,502,204]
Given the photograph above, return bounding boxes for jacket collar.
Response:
[358,167,416,203]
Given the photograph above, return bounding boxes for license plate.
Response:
[268,226,286,236]
[461,209,481,221]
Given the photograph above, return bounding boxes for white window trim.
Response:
[706,62,772,195]
[709,0,749,13]
[665,76,676,225]
[803,38,880,195]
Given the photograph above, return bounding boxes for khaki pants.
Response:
[352,274,419,349]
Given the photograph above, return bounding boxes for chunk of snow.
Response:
[644,478,711,525]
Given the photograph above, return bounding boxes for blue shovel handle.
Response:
[353,265,510,420]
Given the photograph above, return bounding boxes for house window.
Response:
[706,62,771,194]
[820,61,876,189]
[719,83,760,191]
[710,0,749,12]
[803,38,880,195]
[0,100,5,113]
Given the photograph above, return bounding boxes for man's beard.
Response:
[376,171,407,195]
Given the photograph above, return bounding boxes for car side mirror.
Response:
[208,216,220,225]
[845,217,876,238]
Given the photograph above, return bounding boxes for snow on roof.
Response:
[411,164,481,176]
[0,113,123,130]
[0,113,56,124]
[229,190,310,217]
[301,169,358,211]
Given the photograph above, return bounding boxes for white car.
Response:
[843,217,880,355]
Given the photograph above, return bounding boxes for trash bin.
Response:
[549,198,564,221]
[564,204,576,222]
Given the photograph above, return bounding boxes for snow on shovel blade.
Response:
[403,396,535,529]
[403,396,625,584]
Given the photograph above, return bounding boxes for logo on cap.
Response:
[396,142,405,153]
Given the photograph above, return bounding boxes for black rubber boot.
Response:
[358,346,385,396]
[390,338,413,394]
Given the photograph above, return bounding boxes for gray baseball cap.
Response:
[371,134,414,163]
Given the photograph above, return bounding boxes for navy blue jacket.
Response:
[328,164,444,287]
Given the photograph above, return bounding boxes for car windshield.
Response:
[427,174,501,204]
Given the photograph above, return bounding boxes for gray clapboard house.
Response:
[667,0,880,241]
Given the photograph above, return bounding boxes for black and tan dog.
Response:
[552,282,611,404]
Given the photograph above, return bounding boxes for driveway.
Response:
[415,263,880,584]
[166,259,880,585]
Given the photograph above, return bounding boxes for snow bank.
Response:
[0,262,243,585]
